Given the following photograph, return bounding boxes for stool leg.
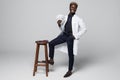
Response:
[35,44,40,72]
[33,44,40,76]
[44,44,49,77]
[46,44,49,72]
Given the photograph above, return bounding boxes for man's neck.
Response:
[69,12,75,16]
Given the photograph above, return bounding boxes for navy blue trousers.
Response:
[49,32,74,71]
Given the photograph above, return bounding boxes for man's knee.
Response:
[49,41,54,46]
[69,52,74,57]
[49,39,57,47]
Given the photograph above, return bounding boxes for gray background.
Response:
[0,0,120,80]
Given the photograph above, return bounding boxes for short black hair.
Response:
[70,2,78,8]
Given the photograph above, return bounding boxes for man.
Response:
[48,2,86,77]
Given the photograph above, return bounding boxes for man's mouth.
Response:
[71,10,75,12]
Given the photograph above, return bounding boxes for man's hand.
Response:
[57,20,62,27]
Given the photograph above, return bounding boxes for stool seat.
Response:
[33,40,49,77]
[35,40,48,45]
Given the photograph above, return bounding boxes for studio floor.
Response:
[0,49,120,80]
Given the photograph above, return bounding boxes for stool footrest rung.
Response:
[38,61,48,63]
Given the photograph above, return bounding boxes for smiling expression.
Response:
[69,4,77,14]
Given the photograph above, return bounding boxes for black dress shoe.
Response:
[64,71,72,78]
[42,60,54,65]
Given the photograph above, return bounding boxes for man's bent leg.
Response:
[49,34,66,59]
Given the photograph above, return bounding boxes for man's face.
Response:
[70,4,77,13]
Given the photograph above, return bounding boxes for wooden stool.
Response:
[33,40,49,77]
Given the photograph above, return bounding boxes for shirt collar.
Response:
[69,13,75,16]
